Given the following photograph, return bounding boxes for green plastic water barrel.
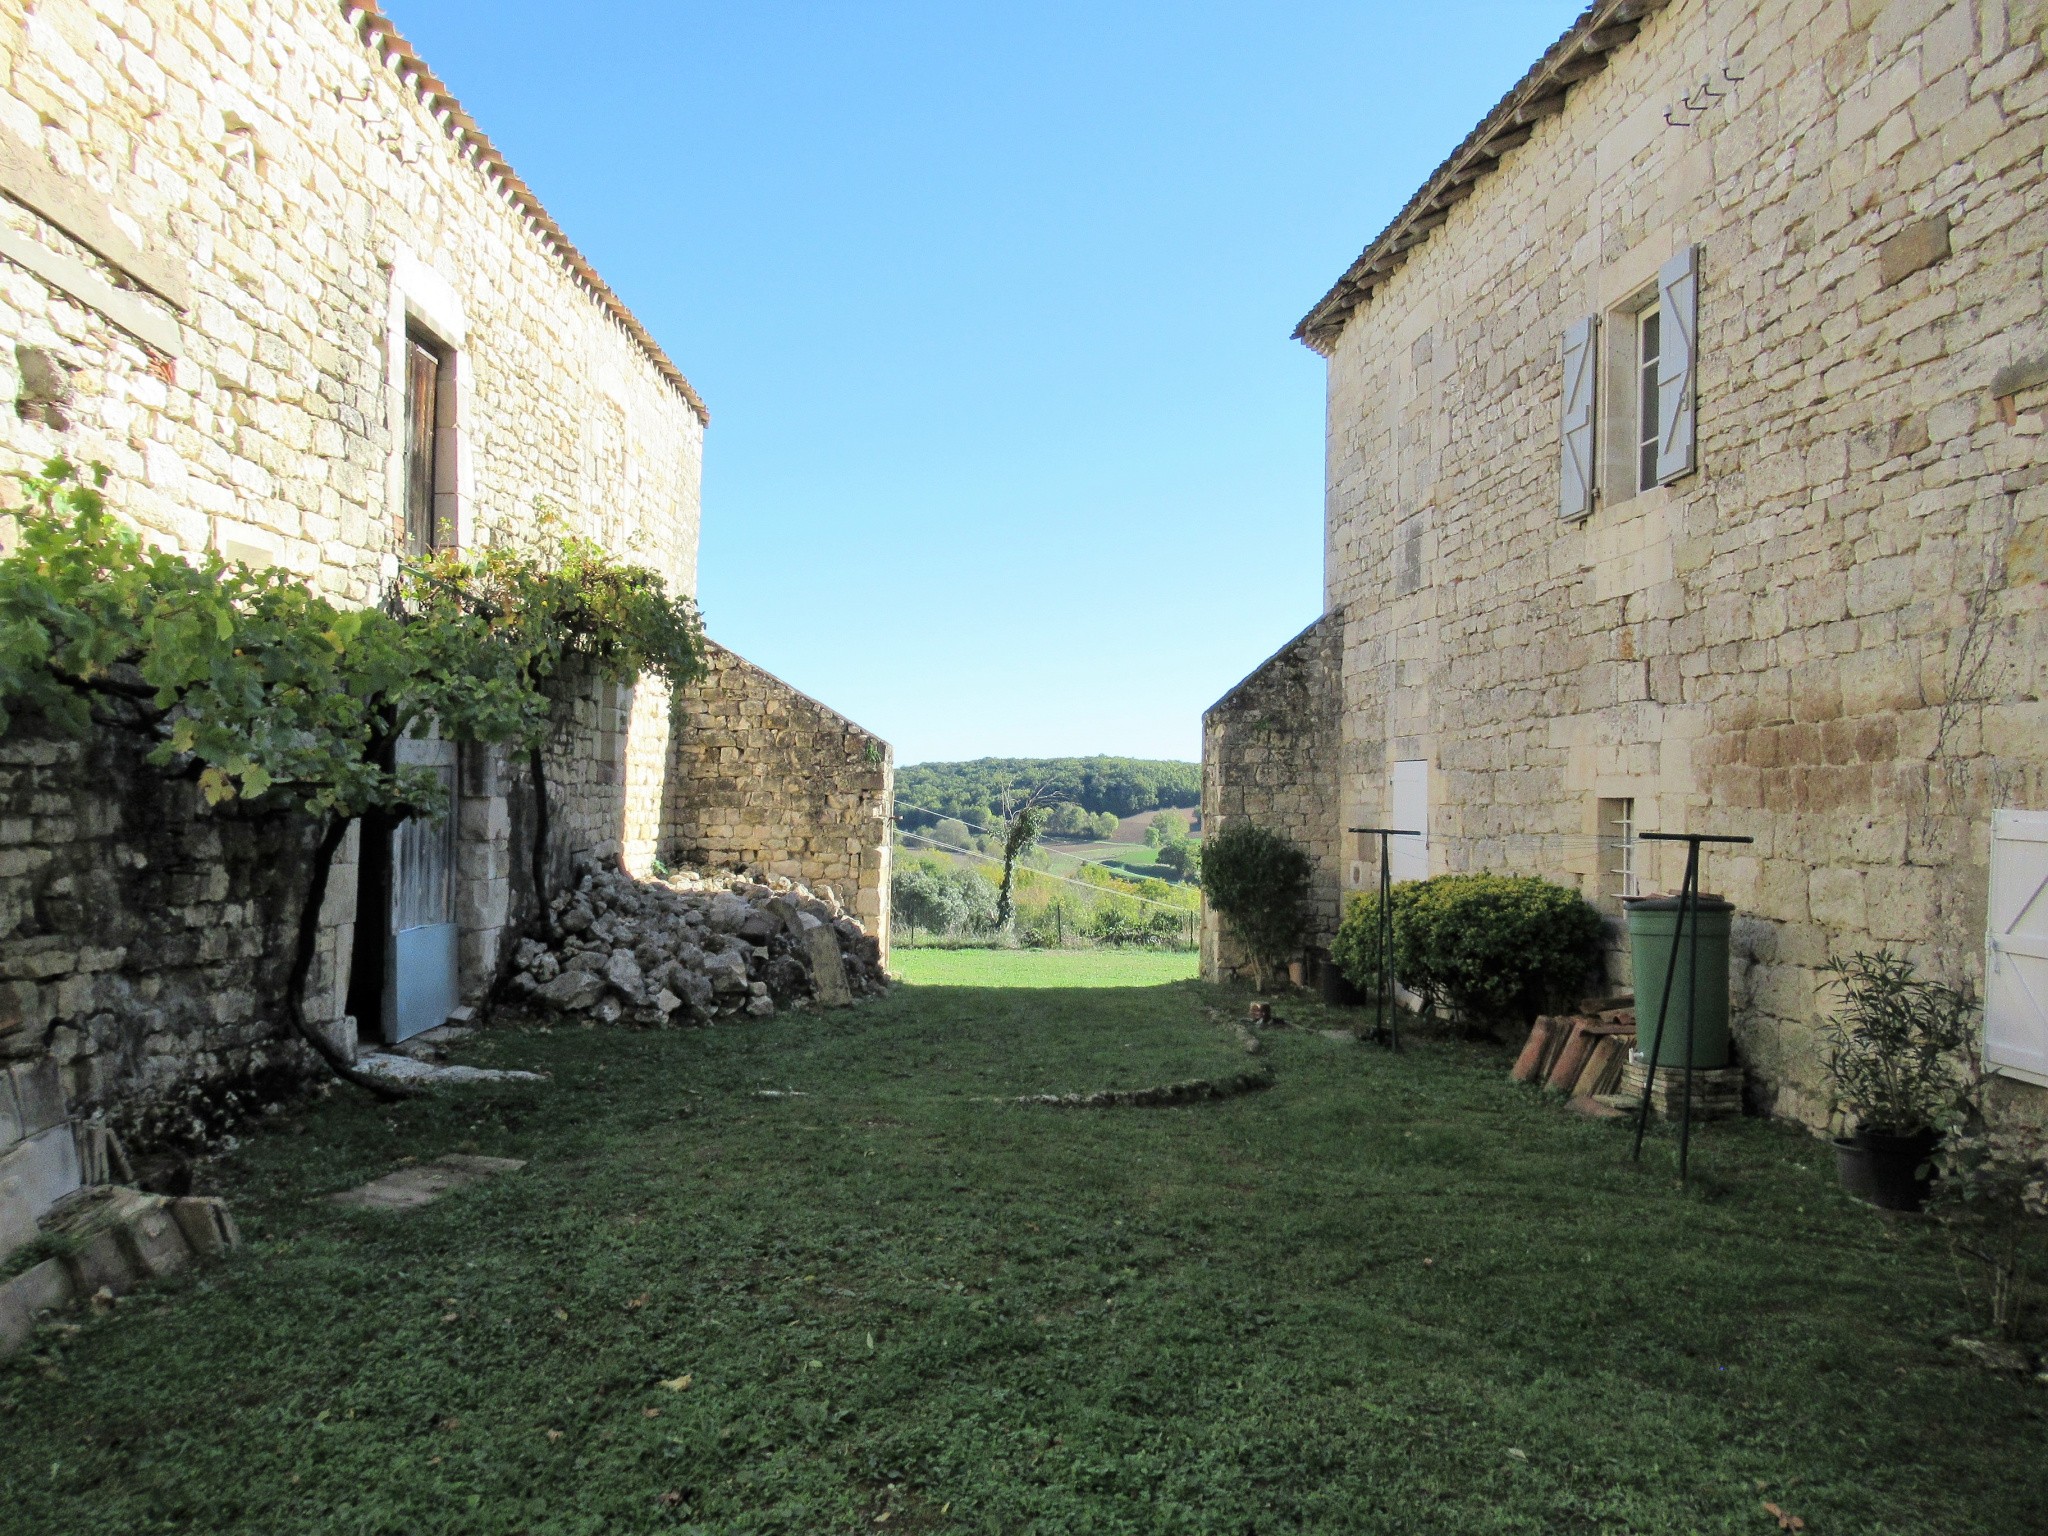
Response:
[1623,894,1733,1069]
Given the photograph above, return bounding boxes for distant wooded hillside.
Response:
[896,757,1200,830]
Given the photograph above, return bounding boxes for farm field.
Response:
[3,980,2040,1534]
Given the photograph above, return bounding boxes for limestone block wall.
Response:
[0,724,325,1150]
[663,643,894,954]
[1201,615,1344,984]
[1316,0,2048,1127]
[0,0,706,896]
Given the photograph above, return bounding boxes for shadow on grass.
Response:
[1,979,2043,1535]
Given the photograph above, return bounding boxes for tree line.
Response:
[896,756,1199,832]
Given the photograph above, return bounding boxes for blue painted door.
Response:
[387,754,460,1042]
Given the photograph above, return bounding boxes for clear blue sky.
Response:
[389,2,1581,765]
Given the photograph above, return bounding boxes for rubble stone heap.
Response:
[506,863,886,1026]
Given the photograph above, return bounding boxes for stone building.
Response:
[1205,0,2048,1130]
[0,0,891,1280]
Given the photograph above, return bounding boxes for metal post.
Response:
[1630,831,1752,1184]
[1348,828,1418,1050]
[1630,843,1695,1163]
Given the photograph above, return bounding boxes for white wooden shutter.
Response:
[1559,315,1596,519]
[1389,760,1429,884]
[1655,246,1698,484]
[1987,809,2048,1084]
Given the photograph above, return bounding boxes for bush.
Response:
[1334,873,1602,1027]
[891,860,998,939]
[1202,822,1311,989]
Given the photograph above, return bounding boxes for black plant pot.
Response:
[1833,1127,1942,1212]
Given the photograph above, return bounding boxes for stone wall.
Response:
[0,719,330,1262]
[1200,615,1344,984]
[663,644,894,956]
[0,0,714,1239]
[0,0,706,931]
[0,0,703,601]
[1308,0,2048,1127]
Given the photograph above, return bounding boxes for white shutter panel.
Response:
[1656,246,1698,484]
[1389,760,1429,884]
[1987,809,2048,1084]
[1559,315,1596,519]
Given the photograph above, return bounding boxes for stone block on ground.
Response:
[805,923,853,1008]
[171,1196,240,1258]
[328,1153,526,1212]
[0,1270,35,1357]
[1615,1059,1744,1122]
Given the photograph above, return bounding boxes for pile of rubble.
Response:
[506,864,886,1026]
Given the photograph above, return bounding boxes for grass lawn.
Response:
[889,948,1198,988]
[3,979,2044,1534]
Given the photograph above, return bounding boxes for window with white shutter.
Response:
[1987,810,2048,1086]
[1559,315,1597,519]
[1654,246,1698,484]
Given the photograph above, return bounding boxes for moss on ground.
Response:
[2,972,2043,1534]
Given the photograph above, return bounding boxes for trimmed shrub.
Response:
[1333,873,1602,1027]
[1202,822,1311,989]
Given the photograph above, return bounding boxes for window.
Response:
[403,329,452,556]
[1636,309,1661,493]
[1558,245,1699,517]
[1599,797,1638,904]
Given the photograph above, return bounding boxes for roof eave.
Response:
[1293,0,1671,357]
[342,4,709,424]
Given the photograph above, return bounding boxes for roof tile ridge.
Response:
[340,3,708,424]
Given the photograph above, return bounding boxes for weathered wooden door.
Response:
[387,737,460,1042]
[1987,809,2048,1087]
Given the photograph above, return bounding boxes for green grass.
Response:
[3,981,2043,1535]
[888,948,1198,988]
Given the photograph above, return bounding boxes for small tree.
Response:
[994,789,1051,932]
[892,859,966,940]
[402,528,705,937]
[1201,821,1310,990]
[0,461,541,1098]
[1146,810,1189,848]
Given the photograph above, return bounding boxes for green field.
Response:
[889,946,1199,988]
[2,979,2042,1534]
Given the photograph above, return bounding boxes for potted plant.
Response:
[1820,951,1975,1212]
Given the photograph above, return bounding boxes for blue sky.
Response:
[390,2,1583,765]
